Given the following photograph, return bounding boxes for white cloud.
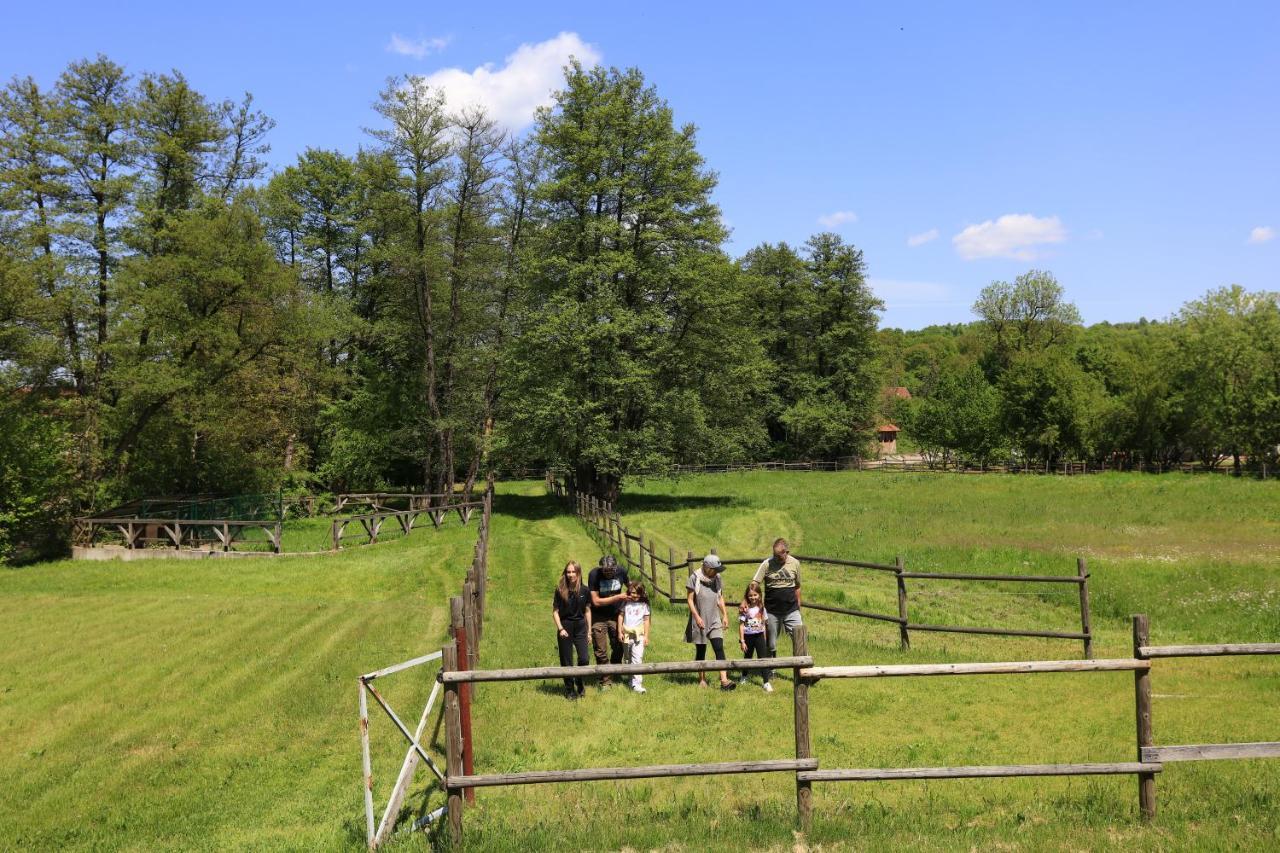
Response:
[817,210,858,228]
[906,228,939,247]
[1248,225,1275,244]
[869,278,952,307]
[387,34,451,59]
[417,32,601,130]
[952,213,1067,260]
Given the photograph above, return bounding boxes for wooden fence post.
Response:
[1078,557,1094,659]
[669,547,678,601]
[359,680,375,847]
[442,640,464,847]
[1132,614,1156,820]
[623,528,633,570]
[331,519,340,551]
[648,539,659,592]
[793,624,813,834]
[451,597,475,805]
[894,555,910,650]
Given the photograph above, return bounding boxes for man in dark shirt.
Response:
[588,555,630,686]
[753,537,803,683]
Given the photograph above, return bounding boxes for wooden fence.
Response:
[558,485,1094,658]
[429,615,1277,845]
[357,483,492,848]
[331,499,484,551]
[72,516,284,553]
[541,458,1267,479]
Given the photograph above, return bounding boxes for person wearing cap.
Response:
[588,554,630,686]
[685,554,737,690]
[753,538,803,683]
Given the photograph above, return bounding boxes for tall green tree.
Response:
[1172,286,1280,473]
[973,269,1081,375]
[503,62,766,499]
[740,233,882,458]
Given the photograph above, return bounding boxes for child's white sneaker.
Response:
[762,682,774,693]
[632,685,647,694]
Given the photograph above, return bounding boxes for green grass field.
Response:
[2,473,1277,850]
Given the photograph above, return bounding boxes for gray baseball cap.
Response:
[701,554,724,572]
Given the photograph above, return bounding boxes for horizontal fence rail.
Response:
[1142,743,1280,763]
[452,759,819,788]
[798,763,1164,782]
[439,656,813,684]
[1138,642,1280,658]
[802,658,1148,680]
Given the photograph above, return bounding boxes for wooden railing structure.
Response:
[557,485,1095,658]
[427,615,1278,846]
[357,483,492,848]
[72,516,285,553]
[333,492,447,513]
[330,494,483,548]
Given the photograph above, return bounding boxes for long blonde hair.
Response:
[557,560,583,602]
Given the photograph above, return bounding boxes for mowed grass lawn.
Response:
[1,474,1277,850]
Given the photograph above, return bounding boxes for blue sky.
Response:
[5,1,1277,328]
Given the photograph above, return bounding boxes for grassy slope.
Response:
[1,474,1277,851]
[0,520,480,849]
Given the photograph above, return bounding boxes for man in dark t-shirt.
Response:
[753,537,803,683]
[588,555,630,685]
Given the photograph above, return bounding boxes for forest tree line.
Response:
[2,55,1277,561]
[881,273,1280,474]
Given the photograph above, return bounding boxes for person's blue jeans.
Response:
[765,608,804,681]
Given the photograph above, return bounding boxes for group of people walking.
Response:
[551,538,803,699]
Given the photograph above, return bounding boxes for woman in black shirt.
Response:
[552,560,592,698]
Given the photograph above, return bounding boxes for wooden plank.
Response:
[803,658,1148,680]
[1139,643,1280,658]
[440,655,814,684]
[359,682,376,847]
[803,601,905,624]
[361,650,445,682]
[798,762,1162,782]
[899,571,1084,583]
[908,623,1089,641]
[450,758,818,788]
[792,554,899,572]
[1141,742,1280,763]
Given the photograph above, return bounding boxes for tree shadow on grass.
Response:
[615,494,738,513]
[496,492,737,521]
[493,493,565,521]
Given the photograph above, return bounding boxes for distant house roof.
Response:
[884,386,912,400]
[878,424,900,433]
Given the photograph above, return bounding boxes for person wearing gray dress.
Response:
[684,554,737,690]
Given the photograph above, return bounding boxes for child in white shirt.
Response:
[618,581,651,693]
